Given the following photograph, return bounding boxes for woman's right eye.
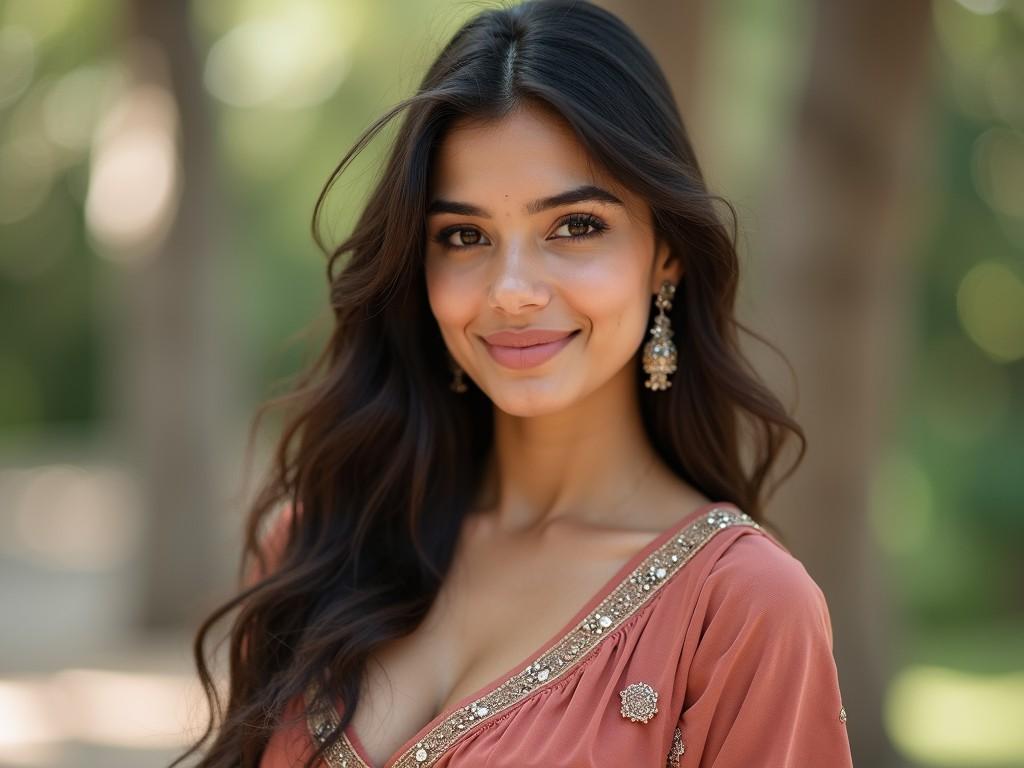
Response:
[434,227,490,249]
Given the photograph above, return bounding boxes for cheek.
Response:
[562,254,650,344]
[425,256,478,331]
[591,291,649,352]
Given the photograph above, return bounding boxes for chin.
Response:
[484,377,580,417]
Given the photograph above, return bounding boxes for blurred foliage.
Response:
[0,0,1021,659]
[1,1,1022,764]
[890,0,1024,632]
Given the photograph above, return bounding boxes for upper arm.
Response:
[676,532,852,767]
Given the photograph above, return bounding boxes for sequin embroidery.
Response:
[306,506,759,767]
[666,725,686,767]
[305,689,371,767]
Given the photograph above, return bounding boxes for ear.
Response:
[650,236,683,294]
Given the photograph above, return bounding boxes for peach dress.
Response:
[259,502,854,767]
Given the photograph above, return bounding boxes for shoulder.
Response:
[674,527,853,766]
[245,500,301,586]
[259,500,299,550]
[696,528,833,647]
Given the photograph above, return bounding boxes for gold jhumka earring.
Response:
[642,279,678,391]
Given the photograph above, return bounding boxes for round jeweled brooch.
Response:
[619,681,659,723]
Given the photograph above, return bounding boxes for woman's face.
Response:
[424,103,681,416]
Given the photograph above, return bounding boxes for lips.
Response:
[481,328,580,370]
[483,329,577,347]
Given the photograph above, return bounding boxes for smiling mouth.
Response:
[482,330,581,370]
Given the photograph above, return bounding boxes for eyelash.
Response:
[432,213,609,251]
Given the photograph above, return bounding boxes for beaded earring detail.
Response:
[642,279,678,391]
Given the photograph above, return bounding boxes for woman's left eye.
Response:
[431,213,609,252]
[552,213,608,240]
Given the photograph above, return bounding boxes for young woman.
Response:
[175,1,854,766]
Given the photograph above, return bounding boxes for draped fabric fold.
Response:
[257,505,853,767]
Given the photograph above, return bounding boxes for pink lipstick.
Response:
[481,328,580,370]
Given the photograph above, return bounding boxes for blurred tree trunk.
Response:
[595,0,708,133]
[603,0,935,765]
[745,1,934,766]
[115,0,238,628]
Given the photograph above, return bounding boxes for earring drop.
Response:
[448,353,468,393]
[642,279,677,391]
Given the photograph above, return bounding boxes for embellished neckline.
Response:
[306,502,759,768]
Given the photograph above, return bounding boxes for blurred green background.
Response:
[0,1,1021,766]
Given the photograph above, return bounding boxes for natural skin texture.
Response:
[423,101,701,536]
[259,104,852,768]
[261,511,854,768]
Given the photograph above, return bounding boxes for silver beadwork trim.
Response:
[304,684,371,768]
[307,506,759,767]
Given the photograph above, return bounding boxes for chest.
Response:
[347,522,661,768]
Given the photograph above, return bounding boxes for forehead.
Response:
[429,103,634,208]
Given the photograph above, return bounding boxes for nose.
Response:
[488,239,551,314]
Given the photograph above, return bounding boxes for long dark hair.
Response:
[173,1,805,765]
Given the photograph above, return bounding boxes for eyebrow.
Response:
[426,184,625,218]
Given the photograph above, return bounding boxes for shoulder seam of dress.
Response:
[304,505,761,768]
[671,522,780,646]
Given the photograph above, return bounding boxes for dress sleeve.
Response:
[674,532,853,767]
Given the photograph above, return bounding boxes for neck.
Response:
[475,361,662,535]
